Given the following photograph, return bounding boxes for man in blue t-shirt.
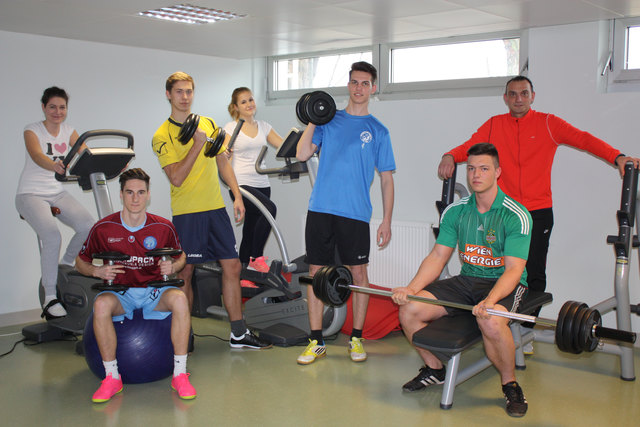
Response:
[296,61,396,365]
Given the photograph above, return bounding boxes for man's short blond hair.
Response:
[166,71,194,92]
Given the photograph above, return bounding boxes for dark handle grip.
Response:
[226,119,245,151]
[594,325,636,344]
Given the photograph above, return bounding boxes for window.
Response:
[390,38,519,83]
[625,25,640,69]
[606,17,640,91]
[269,50,372,92]
[266,32,525,100]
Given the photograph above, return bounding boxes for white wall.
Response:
[0,30,254,317]
[2,21,639,335]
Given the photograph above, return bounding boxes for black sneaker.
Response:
[402,365,446,392]
[230,330,273,349]
[502,381,528,417]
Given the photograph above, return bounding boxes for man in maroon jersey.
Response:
[76,168,195,402]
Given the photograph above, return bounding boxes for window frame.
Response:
[266,46,375,101]
[266,30,527,101]
[609,17,640,88]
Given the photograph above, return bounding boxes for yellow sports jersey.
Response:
[152,116,226,216]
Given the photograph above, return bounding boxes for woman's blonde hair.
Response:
[228,87,252,120]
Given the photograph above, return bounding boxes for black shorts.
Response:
[425,275,527,316]
[305,211,370,266]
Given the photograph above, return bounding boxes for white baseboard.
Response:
[0,309,41,328]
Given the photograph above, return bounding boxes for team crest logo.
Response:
[486,229,496,244]
[144,236,158,250]
[360,131,372,148]
[128,235,135,243]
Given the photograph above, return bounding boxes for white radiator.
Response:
[367,219,434,288]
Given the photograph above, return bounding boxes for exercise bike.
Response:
[191,128,347,346]
[21,130,135,343]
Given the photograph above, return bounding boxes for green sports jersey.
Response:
[437,187,532,286]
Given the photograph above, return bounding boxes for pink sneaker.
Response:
[240,279,259,288]
[249,256,270,273]
[171,373,197,400]
[92,374,123,403]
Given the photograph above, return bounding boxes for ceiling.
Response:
[1,0,640,60]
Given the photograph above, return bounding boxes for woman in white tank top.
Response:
[223,88,284,277]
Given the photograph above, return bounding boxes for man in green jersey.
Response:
[392,143,532,417]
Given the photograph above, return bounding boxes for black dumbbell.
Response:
[91,251,131,292]
[145,248,184,288]
[296,91,337,125]
[177,113,226,157]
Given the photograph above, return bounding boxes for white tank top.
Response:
[16,121,75,195]
[223,120,273,188]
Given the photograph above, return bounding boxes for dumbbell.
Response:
[145,248,184,288]
[295,91,337,125]
[91,251,131,292]
[177,113,227,157]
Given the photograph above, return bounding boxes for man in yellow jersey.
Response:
[152,71,271,349]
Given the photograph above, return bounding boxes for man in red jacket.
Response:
[438,76,639,325]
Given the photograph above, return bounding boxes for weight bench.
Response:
[412,290,553,409]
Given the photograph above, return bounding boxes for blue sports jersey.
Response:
[309,109,395,222]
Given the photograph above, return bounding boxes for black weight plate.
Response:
[312,266,351,307]
[312,266,331,304]
[178,113,200,144]
[570,305,590,354]
[556,301,578,353]
[562,302,583,354]
[204,128,227,157]
[147,278,185,288]
[91,283,129,292]
[296,92,311,125]
[582,309,602,352]
[304,91,336,125]
[324,265,352,307]
[145,248,182,258]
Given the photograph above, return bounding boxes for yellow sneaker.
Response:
[297,339,326,365]
[348,337,367,362]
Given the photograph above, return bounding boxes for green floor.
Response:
[1,316,639,427]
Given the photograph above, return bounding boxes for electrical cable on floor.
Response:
[1,338,27,358]
[193,333,229,342]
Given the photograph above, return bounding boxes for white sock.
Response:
[174,354,188,377]
[230,329,249,340]
[43,295,67,317]
[103,360,120,380]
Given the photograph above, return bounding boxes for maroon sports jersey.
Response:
[79,212,181,287]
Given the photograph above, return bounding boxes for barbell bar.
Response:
[299,265,636,354]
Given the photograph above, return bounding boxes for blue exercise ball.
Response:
[83,309,173,384]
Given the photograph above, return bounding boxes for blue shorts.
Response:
[98,287,175,322]
[173,208,238,263]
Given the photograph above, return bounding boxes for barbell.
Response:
[177,113,227,158]
[296,91,337,125]
[299,265,637,355]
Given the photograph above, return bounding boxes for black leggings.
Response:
[229,185,276,263]
[525,207,554,320]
